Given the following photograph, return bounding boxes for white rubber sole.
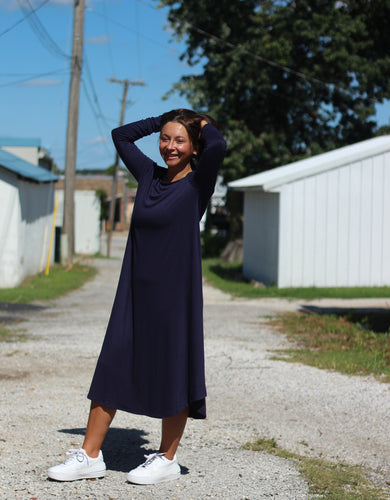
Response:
[127,471,180,484]
[48,468,106,482]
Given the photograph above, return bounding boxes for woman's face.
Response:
[159,122,196,170]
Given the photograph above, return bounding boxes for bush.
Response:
[201,232,227,258]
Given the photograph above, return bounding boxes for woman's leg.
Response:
[82,401,116,458]
[159,407,189,460]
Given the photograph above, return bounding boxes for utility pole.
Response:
[62,0,85,266]
[106,77,146,257]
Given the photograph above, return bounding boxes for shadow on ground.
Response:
[0,302,47,325]
[301,306,390,333]
[58,427,189,475]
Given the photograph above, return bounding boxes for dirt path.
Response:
[0,233,389,499]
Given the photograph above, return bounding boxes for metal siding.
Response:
[290,181,305,286]
[302,176,316,286]
[348,163,362,285]
[370,157,384,285]
[313,173,328,285]
[278,184,292,287]
[359,159,373,284]
[324,169,339,285]
[382,154,390,283]
[336,166,350,286]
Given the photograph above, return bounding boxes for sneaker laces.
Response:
[141,452,165,468]
[64,448,87,464]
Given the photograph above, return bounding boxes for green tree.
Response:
[157,0,390,183]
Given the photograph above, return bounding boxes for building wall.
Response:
[0,169,20,287]
[277,152,390,287]
[242,191,280,285]
[2,146,39,166]
[0,169,55,288]
[19,180,55,278]
[55,190,101,255]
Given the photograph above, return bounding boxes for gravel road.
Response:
[0,233,389,499]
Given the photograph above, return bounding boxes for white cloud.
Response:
[84,136,108,145]
[18,78,62,86]
[86,34,110,45]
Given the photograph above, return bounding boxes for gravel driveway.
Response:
[0,233,389,499]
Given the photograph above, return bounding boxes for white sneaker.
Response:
[127,452,181,484]
[48,448,106,481]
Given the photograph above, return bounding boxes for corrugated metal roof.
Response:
[0,137,41,147]
[229,135,390,191]
[0,148,58,183]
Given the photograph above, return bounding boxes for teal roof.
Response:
[0,137,41,147]
[0,148,58,183]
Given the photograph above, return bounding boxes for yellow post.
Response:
[45,194,59,276]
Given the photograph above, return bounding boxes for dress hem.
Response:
[87,393,207,420]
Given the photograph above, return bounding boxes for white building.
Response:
[229,135,390,288]
[0,137,53,170]
[0,148,58,288]
[55,189,101,255]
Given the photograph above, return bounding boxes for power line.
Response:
[80,78,112,157]
[132,0,380,105]
[102,0,116,76]
[89,6,178,54]
[16,0,70,60]
[83,53,112,130]
[0,68,68,88]
[181,22,380,105]
[0,0,50,38]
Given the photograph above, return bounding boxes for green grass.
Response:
[0,324,30,343]
[268,312,390,381]
[0,264,97,303]
[242,437,389,499]
[202,258,390,299]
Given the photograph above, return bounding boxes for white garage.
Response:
[0,149,58,288]
[229,135,390,288]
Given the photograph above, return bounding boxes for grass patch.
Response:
[202,258,390,299]
[0,324,30,343]
[243,437,388,499]
[0,264,97,303]
[268,312,390,381]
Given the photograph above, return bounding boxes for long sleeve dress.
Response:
[87,116,226,419]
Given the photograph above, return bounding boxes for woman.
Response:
[48,109,226,484]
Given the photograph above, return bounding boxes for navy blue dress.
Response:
[88,116,226,419]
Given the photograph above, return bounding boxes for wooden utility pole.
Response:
[106,77,146,257]
[62,0,85,265]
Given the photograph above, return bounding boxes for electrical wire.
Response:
[134,0,380,105]
[0,0,50,38]
[0,68,68,88]
[16,0,69,60]
[89,6,179,55]
[101,0,116,76]
[83,53,112,130]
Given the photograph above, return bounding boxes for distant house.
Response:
[229,136,390,288]
[0,137,54,171]
[54,189,101,256]
[0,148,58,288]
[54,174,135,257]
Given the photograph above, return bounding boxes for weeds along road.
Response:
[0,233,389,499]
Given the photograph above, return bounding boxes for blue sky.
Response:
[1,0,390,173]
[0,0,198,170]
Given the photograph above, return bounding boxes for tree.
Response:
[157,0,390,183]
